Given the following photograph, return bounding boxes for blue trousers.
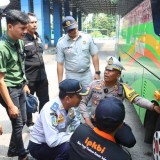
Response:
[0,85,27,156]
[28,141,70,160]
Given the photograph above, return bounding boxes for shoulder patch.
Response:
[50,102,59,111]
[122,83,139,102]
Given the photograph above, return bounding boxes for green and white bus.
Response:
[117,0,160,148]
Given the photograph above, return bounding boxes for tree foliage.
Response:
[83,13,116,37]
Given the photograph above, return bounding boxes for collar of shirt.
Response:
[66,31,83,41]
[93,127,116,143]
[25,32,39,40]
[54,96,66,111]
[4,33,18,47]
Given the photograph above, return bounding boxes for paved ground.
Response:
[0,40,153,160]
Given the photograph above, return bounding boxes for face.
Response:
[27,15,37,34]
[8,23,28,40]
[67,27,78,39]
[67,94,82,109]
[104,67,121,83]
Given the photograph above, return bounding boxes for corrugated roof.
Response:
[7,0,144,17]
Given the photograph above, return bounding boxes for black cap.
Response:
[59,79,88,96]
[95,97,125,124]
[62,16,77,32]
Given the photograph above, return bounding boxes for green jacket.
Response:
[0,34,26,87]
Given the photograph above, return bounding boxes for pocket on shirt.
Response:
[64,48,76,58]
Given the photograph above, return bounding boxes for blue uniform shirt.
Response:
[30,96,80,147]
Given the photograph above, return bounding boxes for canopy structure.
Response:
[7,0,144,17]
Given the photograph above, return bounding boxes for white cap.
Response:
[106,56,125,72]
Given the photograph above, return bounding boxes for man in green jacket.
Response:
[0,10,31,160]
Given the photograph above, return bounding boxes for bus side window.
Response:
[151,0,160,36]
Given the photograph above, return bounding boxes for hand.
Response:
[23,85,30,94]
[85,117,95,129]
[8,105,19,118]
[94,74,100,80]
[153,105,160,114]
[0,125,3,135]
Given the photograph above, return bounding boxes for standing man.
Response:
[79,56,160,148]
[69,97,131,160]
[28,79,88,160]
[23,12,49,128]
[0,10,31,159]
[56,16,100,87]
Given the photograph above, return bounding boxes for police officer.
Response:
[79,56,160,148]
[69,97,131,160]
[28,79,88,160]
[56,16,100,86]
[0,10,31,159]
[23,12,49,128]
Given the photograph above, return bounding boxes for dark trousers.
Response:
[28,141,70,160]
[0,86,27,156]
[27,79,49,126]
[115,123,136,148]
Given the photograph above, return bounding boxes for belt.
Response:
[66,67,90,73]
[8,81,26,89]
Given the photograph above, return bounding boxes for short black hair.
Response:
[6,10,29,25]
[28,12,36,17]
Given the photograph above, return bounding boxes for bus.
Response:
[117,0,160,147]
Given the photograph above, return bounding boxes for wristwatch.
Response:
[95,71,101,75]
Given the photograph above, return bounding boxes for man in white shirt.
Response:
[28,79,88,160]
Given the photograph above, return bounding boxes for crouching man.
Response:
[69,97,132,160]
[28,79,88,160]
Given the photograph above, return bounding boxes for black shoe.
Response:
[7,150,18,157]
[18,155,35,160]
[8,149,29,158]
[27,122,34,127]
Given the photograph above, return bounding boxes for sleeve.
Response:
[132,96,154,110]
[88,35,98,55]
[79,82,94,118]
[56,40,65,63]
[40,109,72,148]
[0,49,7,73]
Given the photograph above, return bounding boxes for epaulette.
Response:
[57,35,66,42]
[92,80,104,90]
[92,79,102,84]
